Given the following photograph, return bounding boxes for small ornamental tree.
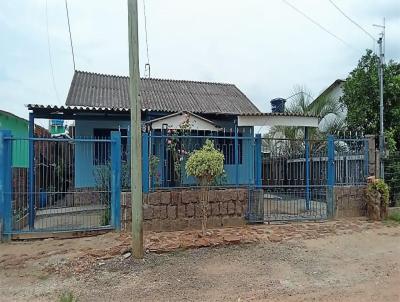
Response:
[185,139,224,235]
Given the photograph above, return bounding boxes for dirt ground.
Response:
[0,219,399,302]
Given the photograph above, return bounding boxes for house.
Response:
[0,109,49,167]
[28,70,263,188]
[314,79,346,131]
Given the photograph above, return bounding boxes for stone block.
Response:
[153,206,161,219]
[220,202,228,215]
[177,205,186,218]
[160,205,167,219]
[182,190,199,204]
[160,191,171,205]
[211,202,220,216]
[148,192,161,205]
[167,205,177,219]
[188,218,202,229]
[222,189,233,202]
[143,205,153,220]
[171,191,182,205]
[235,200,243,215]
[186,203,195,217]
[174,218,189,230]
[216,190,225,202]
[222,216,245,227]
[227,201,236,215]
[207,216,222,228]
[237,189,246,201]
[208,190,216,203]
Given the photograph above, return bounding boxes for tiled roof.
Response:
[65,71,261,115]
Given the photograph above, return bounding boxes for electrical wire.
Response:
[45,0,61,104]
[281,0,351,47]
[142,0,151,77]
[65,0,76,71]
[328,0,375,41]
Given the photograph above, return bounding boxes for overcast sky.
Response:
[1,0,399,123]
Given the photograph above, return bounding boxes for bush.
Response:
[185,140,224,235]
[366,179,389,220]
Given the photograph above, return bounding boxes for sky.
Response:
[1,0,400,126]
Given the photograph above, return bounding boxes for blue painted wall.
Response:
[74,118,256,188]
[75,120,130,188]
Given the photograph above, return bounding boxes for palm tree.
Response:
[264,85,345,154]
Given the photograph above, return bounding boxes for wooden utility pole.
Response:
[127,0,143,258]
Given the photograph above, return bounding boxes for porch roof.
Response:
[237,112,320,127]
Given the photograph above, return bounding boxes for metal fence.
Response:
[384,151,400,207]
[0,131,121,237]
[143,129,256,189]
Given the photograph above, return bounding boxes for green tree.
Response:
[185,140,224,235]
[265,85,344,154]
[340,49,400,150]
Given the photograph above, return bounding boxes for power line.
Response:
[142,0,151,77]
[281,0,351,47]
[328,0,375,41]
[65,0,76,70]
[45,0,61,104]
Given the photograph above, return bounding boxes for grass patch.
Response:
[387,211,400,223]
[59,291,78,302]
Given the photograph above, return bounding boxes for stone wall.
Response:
[334,186,367,218]
[121,188,248,232]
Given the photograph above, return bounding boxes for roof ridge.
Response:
[75,70,235,86]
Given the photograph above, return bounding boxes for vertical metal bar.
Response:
[28,113,35,230]
[304,127,310,211]
[255,133,262,187]
[0,130,12,240]
[161,127,166,187]
[364,139,369,180]
[142,132,149,193]
[235,126,239,186]
[327,135,335,218]
[111,131,121,231]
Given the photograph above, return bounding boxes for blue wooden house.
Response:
[28,70,266,189]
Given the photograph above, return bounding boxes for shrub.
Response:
[185,140,224,235]
[366,179,389,220]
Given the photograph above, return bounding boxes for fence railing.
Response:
[0,131,121,236]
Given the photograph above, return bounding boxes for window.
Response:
[93,128,127,165]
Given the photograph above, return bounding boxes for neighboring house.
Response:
[0,109,49,167]
[28,70,262,188]
[314,79,345,131]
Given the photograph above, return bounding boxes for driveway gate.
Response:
[247,136,368,223]
[0,130,121,239]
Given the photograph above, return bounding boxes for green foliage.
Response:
[149,155,160,185]
[387,211,400,223]
[265,85,345,154]
[185,139,224,185]
[59,292,78,302]
[367,179,390,206]
[340,49,400,150]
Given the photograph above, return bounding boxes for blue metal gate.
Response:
[247,135,369,223]
[0,130,121,239]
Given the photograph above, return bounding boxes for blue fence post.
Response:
[304,127,310,211]
[161,126,166,187]
[327,135,335,218]
[142,132,149,193]
[364,138,369,179]
[234,126,239,186]
[111,131,121,231]
[127,126,131,185]
[255,133,262,187]
[28,112,35,230]
[0,130,12,240]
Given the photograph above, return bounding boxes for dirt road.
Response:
[0,220,399,301]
